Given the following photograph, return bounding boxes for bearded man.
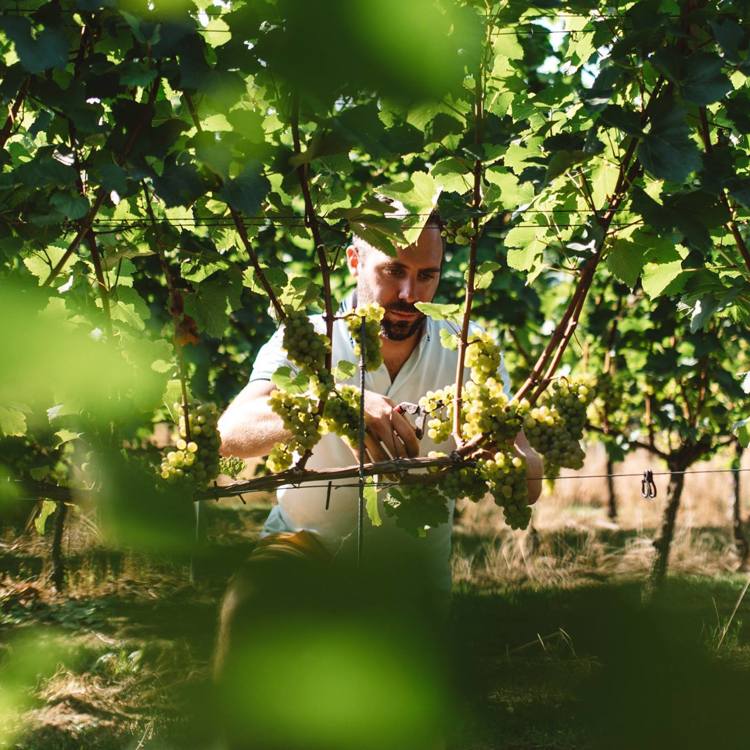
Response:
[217,213,542,598]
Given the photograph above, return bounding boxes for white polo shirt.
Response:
[248,297,510,592]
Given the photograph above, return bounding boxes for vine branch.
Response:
[0,77,30,151]
[43,76,162,287]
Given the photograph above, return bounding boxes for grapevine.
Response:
[523,378,593,479]
[159,402,221,488]
[465,330,502,385]
[477,451,531,530]
[321,386,361,445]
[267,389,321,470]
[346,303,385,371]
[283,310,330,377]
[383,483,450,538]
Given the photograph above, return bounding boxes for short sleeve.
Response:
[248,326,296,382]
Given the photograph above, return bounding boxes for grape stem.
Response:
[453,33,487,446]
[0,76,29,151]
[142,182,192,442]
[291,93,335,469]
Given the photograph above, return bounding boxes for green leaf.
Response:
[54,429,82,447]
[0,17,69,73]
[242,266,287,296]
[641,259,686,299]
[470,260,501,290]
[492,31,523,60]
[711,19,745,63]
[34,500,57,536]
[637,95,701,182]
[365,480,381,527]
[332,360,357,381]
[414,302,461,323]
[734,418,750,448]
[183,272,240,339]
[50,192,89,221]
[378,171,440,245]
[686,296,720,333]
[600,105,642,136]
[217,162,271,216]
[431,158,472,194]
[152,158,209,208]
[484,168,534,207]
[0,405,27,437]
[652,49,733,105]
[606,239,646,288]
[271,366,309,395]
[504,225,545,273]
[439,328,458,351]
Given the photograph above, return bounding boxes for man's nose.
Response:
[398,277,417,302]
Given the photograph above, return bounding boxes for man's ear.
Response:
[345,245,359,277]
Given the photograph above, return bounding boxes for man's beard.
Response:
[380,302,426,341]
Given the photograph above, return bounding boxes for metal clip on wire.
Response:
[641,470,657,499]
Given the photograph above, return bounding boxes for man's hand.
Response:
[357,390,421,462]
[514,431,543,504]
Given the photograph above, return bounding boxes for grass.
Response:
[1,445,750,749]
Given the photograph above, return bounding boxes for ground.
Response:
[2,445,750,749]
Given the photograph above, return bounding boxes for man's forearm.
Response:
[218,397,291,458]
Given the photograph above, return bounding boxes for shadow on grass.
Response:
[449,576,750,750]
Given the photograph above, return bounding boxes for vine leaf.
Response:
[332,361,357,381]
[0,17,69,73]
[365,480,381,527]
[641,259,686,299]
[414,302,460,323]
[471,260,501,290]
[34,501,57,536]
[0,405,27,437]
[652,49,733,105]
[637,95,701,182]
[606,238,646,288]
[271,367,309,395]
[217,162,270,216]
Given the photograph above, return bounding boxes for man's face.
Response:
[346,225,443,341]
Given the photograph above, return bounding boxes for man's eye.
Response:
[386,267,404,276]
[419,273,437,281]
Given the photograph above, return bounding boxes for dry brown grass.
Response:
[453,443,750,589]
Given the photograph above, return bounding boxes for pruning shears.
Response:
[394,401,427,441]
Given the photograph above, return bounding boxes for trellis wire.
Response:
[199,466,750,499]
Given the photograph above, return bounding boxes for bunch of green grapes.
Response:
[462,378,521,446]
[283,310,330,375]
[548,379,591,440]
[595,372,619,413]
[465,330,502,385]
[267,389,322,472]
[383,484,450,537]
[440,220,473,245]
[321,385,360,445]
[523,377,593,478]
[268,389,321,453]
[438,463,488,503]
[420,386,455,443]
[160,401,221,488]
[347,303,385,371]
[478,450,531,529]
